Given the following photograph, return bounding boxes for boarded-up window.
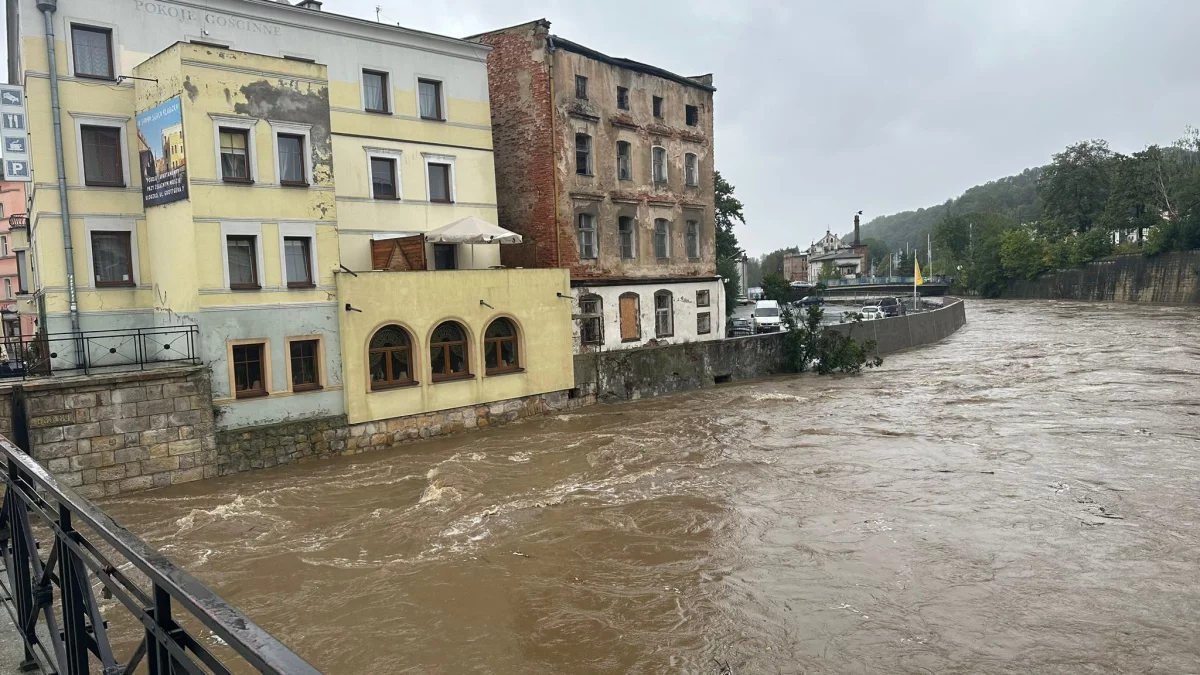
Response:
[619,293,640,342]
[370,235,426,271]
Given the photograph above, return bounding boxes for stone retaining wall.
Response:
[0,368,216,498]
[1005,250,1200,304]
[574,298,967,402]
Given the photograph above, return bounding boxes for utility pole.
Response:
[376,5,382,22]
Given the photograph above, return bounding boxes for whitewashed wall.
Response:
[571,279,725,353]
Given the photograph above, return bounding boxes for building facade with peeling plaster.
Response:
[472,20,724,354]
[8,0,574,434]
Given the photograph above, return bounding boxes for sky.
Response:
[8,0,1200,255]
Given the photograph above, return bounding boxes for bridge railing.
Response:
[822,275,951,286]
[0,434,322,675]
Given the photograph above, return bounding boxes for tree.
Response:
[999,228,1047,280]
[761,273,791,305]
[758,247,799,282]
[1038,140,1115,238]
[861,237,890,273]
[714,171,746,315]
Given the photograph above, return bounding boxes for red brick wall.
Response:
[475,23,561,270]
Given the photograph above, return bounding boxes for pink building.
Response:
[0,182,34,355]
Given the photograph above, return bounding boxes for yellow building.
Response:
[11,0,575,432]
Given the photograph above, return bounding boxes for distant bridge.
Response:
[795,276,952,300]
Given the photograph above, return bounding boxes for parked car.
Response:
[753,300,783,333]
[797,295,825,306]
[858,304,884,321]
[727,317,753,337]
[878,296,906,317]
[735,294,753,306]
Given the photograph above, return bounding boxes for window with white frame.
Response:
[685,153,698,187]
[654,218,670,259]
[363,69,390,113]
[617,141,632,181]
[686,220,700,259]
[576,133,592,175]
[270,121,312,187]
[72,113,131,188]
[0,235,7,257]
[212,115,258,183]
[71,24,114,80]
[221,223,264,290]
[577,213,597,259]
[279,223,317,289]
[366,148,403,200]
[579,295,602,345]
[652,146,667,184]
[654,290,673,337]
[697,312,711,334]
[2,279,10,299]
[424,154,455,203]
[84,218,138,288]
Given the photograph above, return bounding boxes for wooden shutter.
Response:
[370,235,427,271]
[619,295,639,341]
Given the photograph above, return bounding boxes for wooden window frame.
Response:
[697,312,712,335]
[427,162,453,203]
[652,146,667,184]
[276,133,308,187]
[363,69,390,114]
[686,105,699,127]
[654,218,670,261]
[80,125,125,187]
[616,86,629,110]
[226,234,261,290]
[229,340,270,399]
[685,153,699,187]
[618,216,636,259]
[283,236,315,288]
[696,289,711,308]
[418,78,444,121]
[652,96,664,119]
[368,325,417,390]
[616,141,632,181]
[575,133,592,176]
[71,24,115,81]
[430,322,471,382]
[575,75,588,100]
[219,127,252,183]
[654,291,674,338]
[579,295,603,346]
[484,318,522,375]
[286,336,323,392]
[686,220,701,260]
[577,213,597,259]
[90,230,134,288]
[371,156,399,200]
[619,292,641,343]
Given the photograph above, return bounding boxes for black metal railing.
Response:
[11,326,201,379]
[0,436,322,674]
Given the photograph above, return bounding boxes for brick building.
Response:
[472,20,724,352]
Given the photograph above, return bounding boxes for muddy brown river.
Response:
[103,300,1200,674]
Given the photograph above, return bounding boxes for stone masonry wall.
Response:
[216,390,584,474]
[1005,250,1200,304]
[0,367,216,498]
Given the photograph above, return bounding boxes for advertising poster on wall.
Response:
[136,96,189,207]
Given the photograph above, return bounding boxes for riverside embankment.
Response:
[1005,249,1200,304]
[99,299,1200,673]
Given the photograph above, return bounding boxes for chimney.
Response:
[853,213,861,247]
[296,0,322,9]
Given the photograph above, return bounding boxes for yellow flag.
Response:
[914,258,924,285]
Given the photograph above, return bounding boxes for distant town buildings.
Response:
[785,215,869,283]
[472,20,723,352]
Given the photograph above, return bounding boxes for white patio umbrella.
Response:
[424,216,523,269]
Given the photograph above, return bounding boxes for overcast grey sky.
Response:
[10,1,1200,254]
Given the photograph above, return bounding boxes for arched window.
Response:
[579,295,603,345]
[430,321,469,381]
[654,290,673,337]
[484,318,520,373]
[619,292,640,342]
[369,325,414,390]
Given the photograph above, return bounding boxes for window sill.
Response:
[286,282,316,289]
[291,384,323,393]
[234,390,269,400]
[222,177,254,185]
[94,282,136,289]
[576,172,594,178]
[83,182,127,189]
[75,73,118,82]
[364,108,393,116]
[485,367,525,377]
[429,199,455,204]
[372,195,400,201]
[431,373,473,384]
[229,284,263,291]
[656,258,670,264]
[280,181,310,188]
[420,116,446,122]
[371,380,419,392]
[656,334,674,339]
[688,257,701,263]
[621,337,642,343]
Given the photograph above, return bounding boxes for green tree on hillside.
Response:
[1038,140,1114,238]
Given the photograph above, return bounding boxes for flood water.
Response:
[103,300,1200,674]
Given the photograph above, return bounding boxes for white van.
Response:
[753,300,782,333]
